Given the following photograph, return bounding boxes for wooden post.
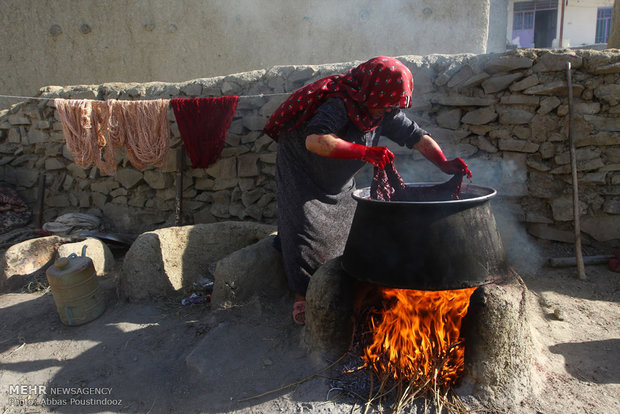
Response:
[175,146,185,226]
[567,62,587,281]
[34,172,46,229]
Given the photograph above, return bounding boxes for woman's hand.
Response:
[361,146,395,169]
[306,134,394,169]
[439,157,472,178]
[413,134,472,178]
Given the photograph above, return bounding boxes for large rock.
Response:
[527,223,574,243]
[484,54,533,73]
[211,235,286,308]
[532,52,583,72]
[496,107,535,124]
[57,237,115,276]
[0,236,67,291]
[481,72,524,94]
[498,138,539,153]
[461,107,497,125]
[524,80,584,96]
[581,215,620,242]
[593,84,620,106]
[120,221,276,300]
[303,257,356,358]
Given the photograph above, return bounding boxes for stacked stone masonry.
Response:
[0,49,618,243]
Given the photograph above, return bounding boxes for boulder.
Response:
[120,221,276,300]
[57,237,115,276]
[211,235,286,308]
[303,257,356,358]
[527,223,574,243]
[484,54,533,73]
[482,72,524,94]
[581,215,620,242]
[462,107,498,125]
[0,236,67,291]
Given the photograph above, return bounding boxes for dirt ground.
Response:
[0,240,619,414]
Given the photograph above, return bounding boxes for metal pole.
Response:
[567,62,587,281]
[175,146,185,226]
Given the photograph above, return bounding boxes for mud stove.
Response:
[303,183,534,409]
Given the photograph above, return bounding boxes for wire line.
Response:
[0,92,289,102]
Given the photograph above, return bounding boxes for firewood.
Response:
[547,255,614,267]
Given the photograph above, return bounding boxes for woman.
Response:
[264,57,470,325]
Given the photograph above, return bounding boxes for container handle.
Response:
[67,246,88,261]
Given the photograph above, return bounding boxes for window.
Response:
[513,11,534,30]
[595,7,613,44]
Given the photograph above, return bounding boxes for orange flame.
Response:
[360,286,477,387]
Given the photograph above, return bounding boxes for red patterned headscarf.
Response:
[264,56,414,141]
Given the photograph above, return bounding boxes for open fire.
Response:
[306,260,528,413]
[354,284,477,397]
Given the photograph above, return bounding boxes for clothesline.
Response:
[6,95,260,175]
[0,92,290,101]
[51,96,244,174]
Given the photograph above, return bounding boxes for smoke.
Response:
[467,156,545,276]
[383,153,545,276]
[495,204,545,276]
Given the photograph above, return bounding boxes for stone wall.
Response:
[0,49,618,246]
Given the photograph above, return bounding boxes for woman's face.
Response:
[368,105,399,119]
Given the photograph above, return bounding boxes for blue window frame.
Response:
[595,7,613,44]
[513,11,534,30]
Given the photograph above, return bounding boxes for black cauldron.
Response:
[341,183,507,290]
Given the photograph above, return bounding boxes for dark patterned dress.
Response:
[275,98,428,296]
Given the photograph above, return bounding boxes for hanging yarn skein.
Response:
[55,99,117,175]
[55,98,171,175]
[115,99,171,170]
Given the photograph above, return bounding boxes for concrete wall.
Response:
[1,50,619,256]
[0,0,492,107]
[489,0,511,52]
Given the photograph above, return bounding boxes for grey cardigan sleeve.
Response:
[380,110,429,148]
[304,98,349,137]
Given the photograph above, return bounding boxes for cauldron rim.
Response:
[352,182,497,205]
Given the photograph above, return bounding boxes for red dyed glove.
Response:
[362,146,395,169]
[439,158,472,178]
[422,142,472,178]
[328,140,394,170]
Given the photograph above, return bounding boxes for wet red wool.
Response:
[370,163,464,202]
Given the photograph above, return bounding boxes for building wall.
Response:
[609,0,620,47]
[0,0,492,107]
[1,50,619,252]
[507,0,614,47]
[563,2,611,46]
